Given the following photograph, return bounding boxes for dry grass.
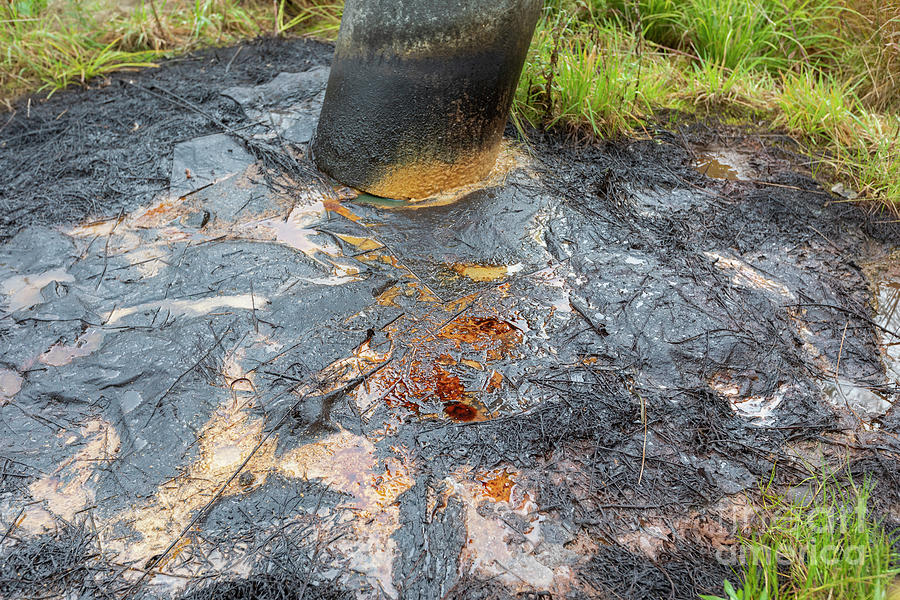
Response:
[837,0,900,112]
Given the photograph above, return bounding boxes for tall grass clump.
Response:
[777,71,863,147]
[599,0,683,48]
[685,0,839,71]
[514,9,677,137]
[683,0,781,70]
[598,0,841,71]
[776,70,900,208]
[0,0,160,102]
[519,0,899,212]
[836,0,900,112]
[111,0,265,52]
[702,477,899,600]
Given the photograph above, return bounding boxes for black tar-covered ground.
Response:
[1,37,899,600]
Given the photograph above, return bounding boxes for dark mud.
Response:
[1,37,899,600]
[0,37,333,242]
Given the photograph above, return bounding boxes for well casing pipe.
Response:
[312,0,542,200]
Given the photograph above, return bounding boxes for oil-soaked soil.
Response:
[1,37,899,600]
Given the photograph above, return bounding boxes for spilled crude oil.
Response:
[1,38,899,600]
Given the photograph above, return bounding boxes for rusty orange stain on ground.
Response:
[407,282,440,303]
[323,198,361,222]
[486,371,504,392]
[443,291,482,313]
[443,402,483,422]
[351,303,522,424]
[440,316,521,360]
[141,198,176,218]
[376,285,403,307]
[460,358,483,371]
[449,263,510,282]
[134,198,184,228]
[433,366,465,403]
[436,353,456,365]
[335,233,383,252]
[361,252,401,269]
[478,469,516,503]
[382,387,421,414]
[408,363,464,403]
[365,360,495,423]
[372,459,415,506]
[375,282,439,307]
[154,535,193,570]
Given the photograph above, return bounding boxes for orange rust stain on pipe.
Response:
[363,145,499,201]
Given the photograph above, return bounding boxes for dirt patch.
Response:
[1,37,899,600]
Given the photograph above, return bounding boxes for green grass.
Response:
[513,12,679,137]
[773,70,900,205]
[1,0,157,99]
[701,476,899,600]
[0,0,898,211]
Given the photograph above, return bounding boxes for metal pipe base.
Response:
[312,0,542,200]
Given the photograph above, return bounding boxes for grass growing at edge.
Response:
[0,0,340,106]
[513,0,900,213]
[1,0,160,100]
[701,477,899,600]
[775,70,900,205]
[513,13,680,137]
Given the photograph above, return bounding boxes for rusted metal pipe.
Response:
[313,0,542,200]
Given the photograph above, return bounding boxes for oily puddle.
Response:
[367,281,534,426]
[693,148,755,181]
[334,308,525,426]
